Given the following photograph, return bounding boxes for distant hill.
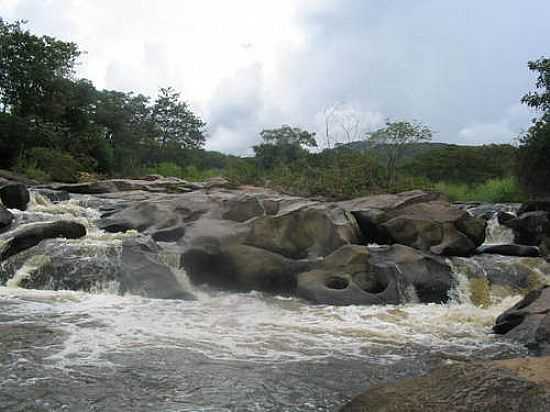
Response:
[330,141,514,164]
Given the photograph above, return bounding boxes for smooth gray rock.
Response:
[0,221,86,261]
[340,191,486,256]
[296,244,453,305]
[494,286,550,355]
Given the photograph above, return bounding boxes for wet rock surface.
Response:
[494,286,550,355]
[0,182,30,211]
[0,205,13,231]
[341,357,550,412]
[0,220,87,261]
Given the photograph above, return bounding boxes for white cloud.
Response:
[1,0,548,153]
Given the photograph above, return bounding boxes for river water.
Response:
[0,195,535,411]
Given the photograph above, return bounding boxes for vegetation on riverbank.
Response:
[0,19,547,201]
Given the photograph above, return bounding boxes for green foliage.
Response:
[259,125,317,147]
[366,120,433,188]
[404,144,517,185]
[145,162,219,181]
[434,177,526,203]
[517,56,550,197]
[0,18,208,180]
[16,147,82,182]
[152,87,206,149]
[521,57,550,112]
[253,125,317,170]
[0,19,80,116]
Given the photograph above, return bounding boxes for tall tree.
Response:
[152,87,206,149]
[254,125,316,169]
[517,57,550,197]
[0,19,80,116]
[366,120,433,187]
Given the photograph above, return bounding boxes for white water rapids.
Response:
[0,194,540,411]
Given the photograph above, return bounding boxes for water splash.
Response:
[6,255,51,288]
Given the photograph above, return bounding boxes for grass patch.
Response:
[145,162,220,181]
[434,177,526,203]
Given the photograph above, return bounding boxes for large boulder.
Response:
[0,206,13,231]
[0,221,86,261]
[183,240,308,293]
[0,183,30,211]
[340,191,486,256]
[494,286,550,356]
[245,202,361,259]
[296,244,453,305]
[119,237,195,299]
[341,358,550,411]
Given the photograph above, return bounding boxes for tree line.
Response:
[0,19,548,201]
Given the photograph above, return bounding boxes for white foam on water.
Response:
[0,195,527,369]
[484,207,516,245]
[6,255,51,288]
[0,282,523,368]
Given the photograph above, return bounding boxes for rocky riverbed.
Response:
[1,175,550,411]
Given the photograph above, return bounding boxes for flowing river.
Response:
[0,194,538,411]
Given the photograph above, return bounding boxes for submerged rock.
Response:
[0,221,86,261]
[0,183,30,211]
[341,357,550,411]
[494,286,550,356]
[340,191,486,256]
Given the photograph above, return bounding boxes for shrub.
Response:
[145,162,220,181]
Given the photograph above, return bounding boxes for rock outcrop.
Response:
[0,183,30,211]
[341,358,550,412]
[297,244,453,305]
[340,190,486,256]
[45,177,202,194]
[494,286,550,356]
[0,221,87,261]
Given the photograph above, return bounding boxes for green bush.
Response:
[15,147,83,182]
[434,177,526,203]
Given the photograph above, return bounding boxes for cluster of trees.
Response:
[517,57,550,197]
[1,19,547,201]
[0,19,207,181]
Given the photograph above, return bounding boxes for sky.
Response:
[1,0,548,154]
